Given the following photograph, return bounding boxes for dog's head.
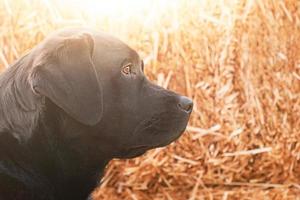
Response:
[29,28,193,158]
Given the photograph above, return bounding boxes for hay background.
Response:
[0,0,300,199]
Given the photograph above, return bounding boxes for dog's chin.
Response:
[117,146,149,159]
[118,128,186,159]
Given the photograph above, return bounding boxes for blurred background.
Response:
[0,0,300,199]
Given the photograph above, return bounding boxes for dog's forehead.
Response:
[91,32,140,70]
[93,32,140,62]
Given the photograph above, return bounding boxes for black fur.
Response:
[0,28,193,200]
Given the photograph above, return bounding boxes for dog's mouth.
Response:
[121,126,187,159]
[117,110,191,159]
[121,145,149,158]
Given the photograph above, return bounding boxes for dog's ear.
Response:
[30,33,103,125]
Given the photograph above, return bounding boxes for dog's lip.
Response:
[130,128,186,150]
[123,129,186,159]
[156,130,185,147]
[128,145,150,151]
[122,145,149,158]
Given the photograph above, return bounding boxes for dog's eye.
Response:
[122,63,132,75]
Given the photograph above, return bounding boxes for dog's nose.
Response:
[178,96,193,113]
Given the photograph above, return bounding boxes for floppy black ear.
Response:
[31,33,103,125]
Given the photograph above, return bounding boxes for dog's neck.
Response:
[0,101,110,199]
[29,111,109,199]
[0,118,109,199]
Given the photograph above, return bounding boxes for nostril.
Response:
[185,103,193,112]
[178,96,193,113]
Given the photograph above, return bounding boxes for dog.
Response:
[0,28,193,200]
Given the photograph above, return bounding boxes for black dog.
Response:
[0,28,193,200]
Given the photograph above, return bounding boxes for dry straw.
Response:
[0,0,300,199]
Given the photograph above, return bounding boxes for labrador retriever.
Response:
[0,28,193,200]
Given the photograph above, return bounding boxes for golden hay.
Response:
[0,0,300,199]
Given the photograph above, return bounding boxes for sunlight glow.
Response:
[55,0,174,19]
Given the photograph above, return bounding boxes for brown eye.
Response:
[122,63,132,75]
